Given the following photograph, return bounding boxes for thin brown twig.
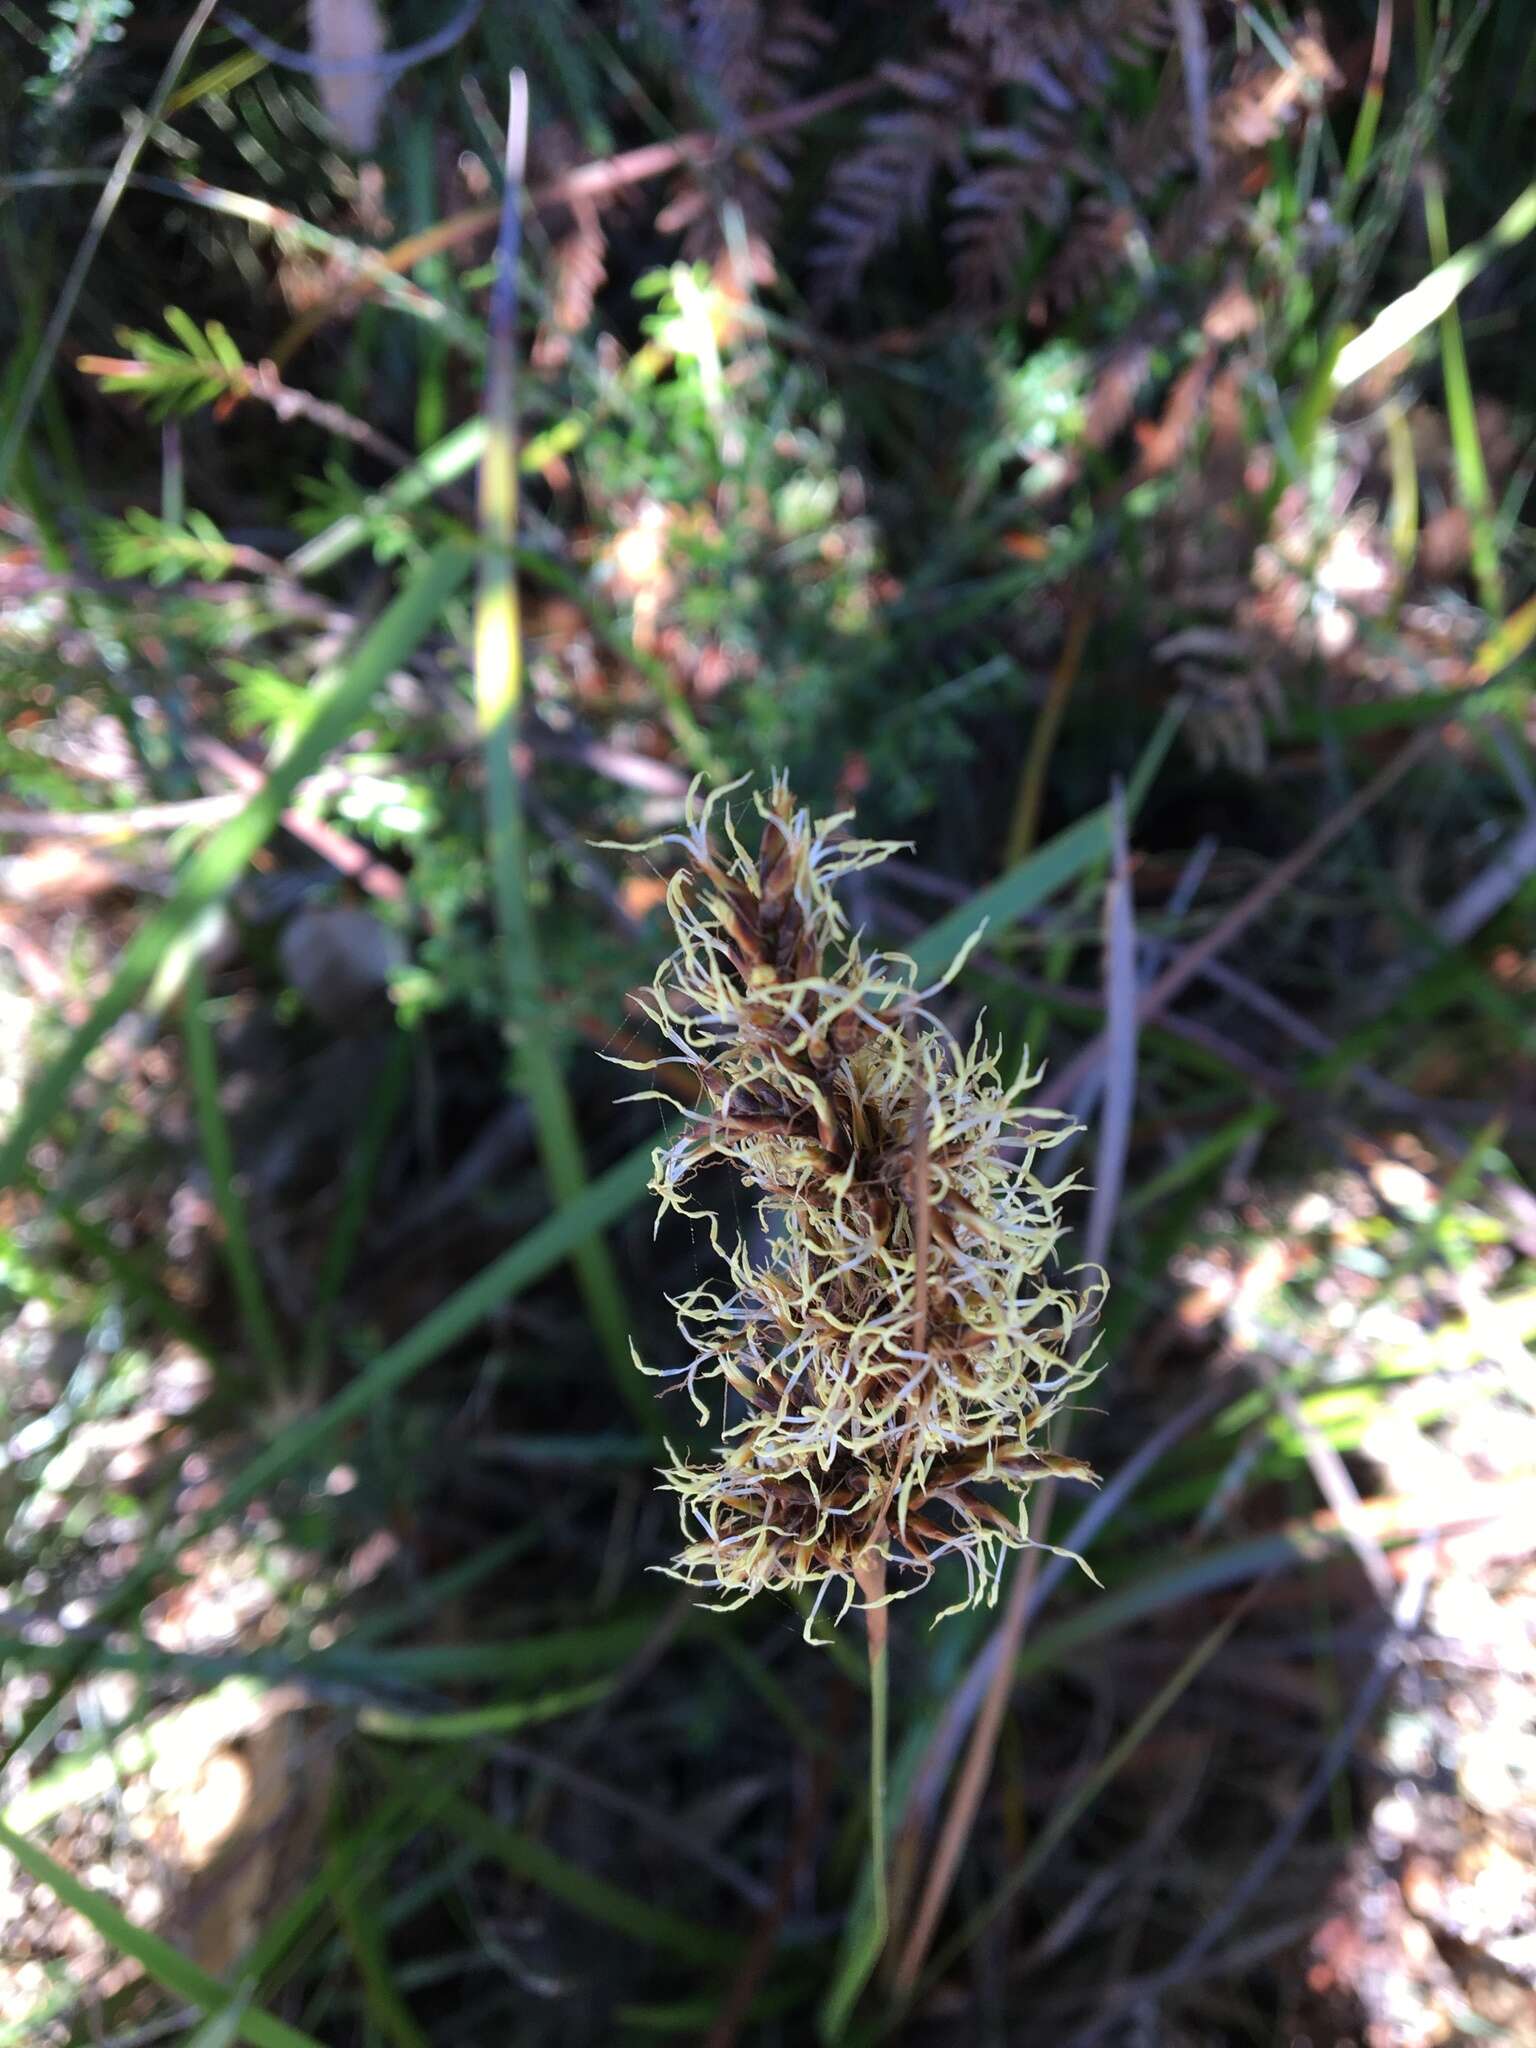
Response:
[1004,599,1091,871]
[189,735,406,902]
[242,360,419,472]
[705,1746,832,2048]
[76,349,423,479]
[271,76,881,361]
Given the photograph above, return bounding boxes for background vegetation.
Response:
[2,2,1534,2043]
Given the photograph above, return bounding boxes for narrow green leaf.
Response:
[182,1984,255,2048]
[357,1676,611,1742]
[285,420,484,579]
[473,83,647,1430]
[242,1752,480,1992]
[1422,170,1508,615]
[326,1830,429,2048]
[910,702,1181,982]
[1013,1520,1409,1678]
[1332,177,1536,401]
[303,1026,415,1384]
[0,1815,322,2048]
[910,809,1110,981]
[164,306,207,357]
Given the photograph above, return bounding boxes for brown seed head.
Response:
[614,776,1104,1632]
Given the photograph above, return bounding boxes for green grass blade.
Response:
[0,1618,660,1696]
[910,701,1180,981]
[184,956,285,1385]
[285,419,485,579]
[1421,169,1510,616]
[0,542,470,1191]
[242,1754,481,1994]
[23,1168,219,1365]
[1013,1520,1411,1679]
[325,1830,430,2048]
[474,75,648,1431]
[911,809,1111,981]
[1332,174,1536,409]
[0,1815,322,2048]
[91,1129,648,1586]
[181,1986,257,2048]
[357,1675,612,1741]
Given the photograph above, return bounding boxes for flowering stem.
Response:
[855,1553,890,1947]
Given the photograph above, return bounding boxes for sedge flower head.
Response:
[615,775,1105,1632]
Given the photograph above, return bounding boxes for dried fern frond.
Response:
[809,52,985,305]
[532,206,607,372]
[614,777,1104,1632]
[811,3,1340,313]
[529,121,608,373]
[813,1,1178,307]
[655,0,833,256]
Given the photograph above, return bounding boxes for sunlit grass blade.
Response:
[184,955,285,1386]
[0,542,471,1192]
[357,1675,612,1741]
[0,1814,322,2048]
[1420,168,1511,617]
[1332,175,1536,402]
[474,72,648,1430]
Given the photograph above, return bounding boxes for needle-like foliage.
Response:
[616,777,1105,1630]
